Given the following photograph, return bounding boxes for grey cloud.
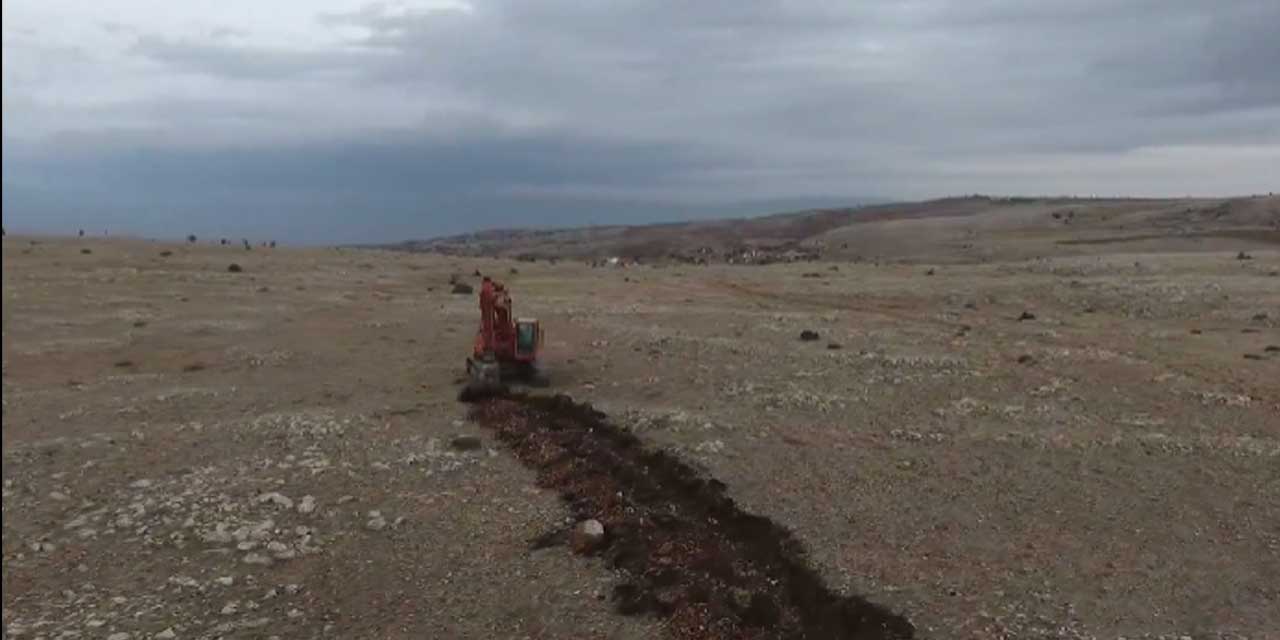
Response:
[129,35,374,80]
[3,0,1278,242]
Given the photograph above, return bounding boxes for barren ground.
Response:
[3,234,1278,639]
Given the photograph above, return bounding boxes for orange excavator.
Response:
[463,276,545,397]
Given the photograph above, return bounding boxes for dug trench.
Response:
[465,392,916,640]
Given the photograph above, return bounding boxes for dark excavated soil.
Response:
[467,393,915,640]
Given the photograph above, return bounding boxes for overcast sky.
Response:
[3,0,1278,243]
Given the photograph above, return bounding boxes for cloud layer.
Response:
[4,0,1278,242]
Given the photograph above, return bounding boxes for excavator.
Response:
[462,276,545,399]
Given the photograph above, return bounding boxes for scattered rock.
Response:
[49,491,70,501]
[451,283,474,295]
[1265,345,1279,353]
[925,268,935,276]
[1236,251,1252,260]
[1018,311,1036,321]
[298,495,317,514]
[159,250,173,257]
[801,272,822,278]
[826,342,842,350]
[1243,354,1264,360]
[81,248,93,255]
[114,360,136,368]
[570,519,606,554]
[130,479,153,489]
[155,628,177,639]
[963,302,978,310]
[1190,328,1202,335]
[132,320,148,328]
[107,633,130,640]
[366,511,388,531]
[450,434,483,451]
[799,330,820,342]
[227,263,243,273]
[1017,354,1036,365]
[182,362,206,373]
[1252,312,1269,322]
[215,576,234,586]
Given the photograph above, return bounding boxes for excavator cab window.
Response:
[515,320,537,355]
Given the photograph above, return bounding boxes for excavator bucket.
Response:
[460,357,506,402]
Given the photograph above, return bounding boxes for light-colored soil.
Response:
[3,233,1278,639]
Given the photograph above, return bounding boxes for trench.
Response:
[466,393,915,640]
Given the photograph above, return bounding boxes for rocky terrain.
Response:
[3,202,1278,639]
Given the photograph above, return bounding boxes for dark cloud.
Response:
[3,0,1278,241]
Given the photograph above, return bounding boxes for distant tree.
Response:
[243,239,252,251]
[220,238,228,245]
[187,234,197,244]
[269,240,277,248]
[79,229,85,237]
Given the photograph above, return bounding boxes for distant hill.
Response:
[382,194,1280,264]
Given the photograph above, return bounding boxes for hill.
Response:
[386,194,1280,264]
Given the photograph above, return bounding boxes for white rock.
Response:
[215,576,234,586]
[256,492,293,509]
[130,479,153,489]
[569,519,606,553]
[365,516,387,531]
[243,552,272,565]
[221,601,239,615]
[155,628,177,639]
[267,541,295,559]
[49,491,70,501]
[86,619,106,628]
[297,495,316,514]
[263,588,279,600]
[287,609,303,619]
[108,633,131,640]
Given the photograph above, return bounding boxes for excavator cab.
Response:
[514,318,541,361]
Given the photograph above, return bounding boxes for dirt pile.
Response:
[467,394,915,640]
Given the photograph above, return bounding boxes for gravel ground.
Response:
[3,236,1277,639]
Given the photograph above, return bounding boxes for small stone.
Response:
[366,516,387,531]
[337,495,355,504]
[87,619,107,628]
[228,263,244,273]
[264,588,279,599]
[287,608,303,619]
[155,628,177,639]
[243,552,272,565]
[826,342,842,350]
[49,491,70,501]
[799,330,820,342]
[267,541,295,559]
[215,576,234,586]
[221,601,239,615]
[297,495,317,514]
[1018,311,1036,321]
[1017,354,1036,365]
[130,479,153,489]
[107,633,130,640]
[569,519,606,554]
[257,492,294,509]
